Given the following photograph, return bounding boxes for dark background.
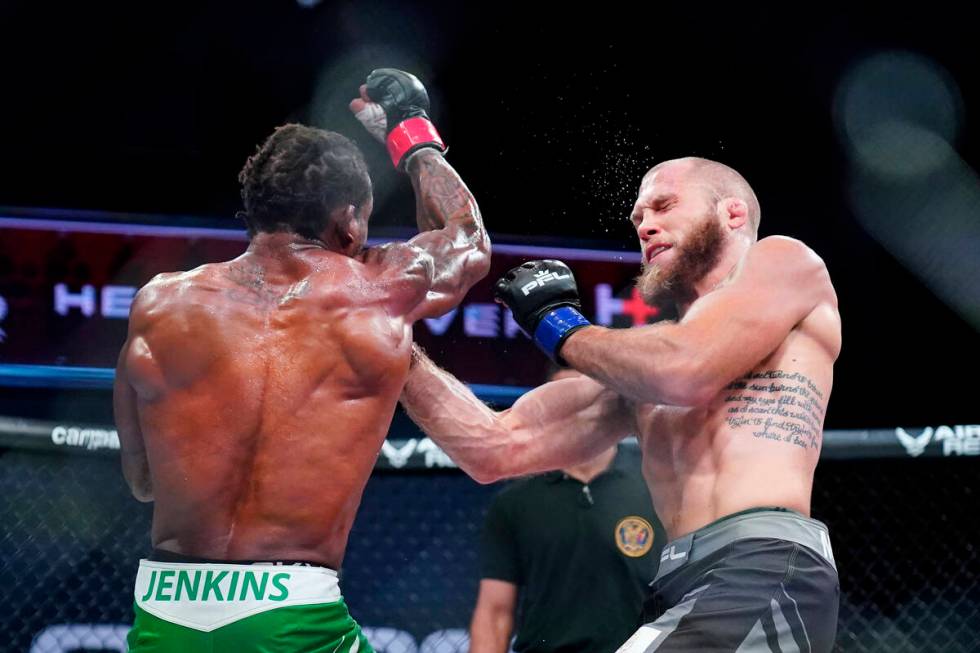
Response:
[0,5,978,652]
[0,0,977,429]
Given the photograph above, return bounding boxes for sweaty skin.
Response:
[401,160,841,541]
[113,149,489,568]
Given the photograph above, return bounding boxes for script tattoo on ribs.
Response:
[723,370,826,450]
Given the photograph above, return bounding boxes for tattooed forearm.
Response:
[724,370,827,450]
[405,149,480,235]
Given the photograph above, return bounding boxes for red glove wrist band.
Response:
[386,117,446,169]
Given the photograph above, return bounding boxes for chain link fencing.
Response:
[1,448,977,652]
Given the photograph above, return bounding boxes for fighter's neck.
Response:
[248,231,331,254]
[241,232,349,278]
[246,232,359,263]
[675,245,747,317]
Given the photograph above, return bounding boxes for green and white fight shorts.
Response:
[127,557,373,652]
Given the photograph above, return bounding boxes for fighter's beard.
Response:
[636,215,726,309]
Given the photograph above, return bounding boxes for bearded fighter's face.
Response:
[629,167,726,306]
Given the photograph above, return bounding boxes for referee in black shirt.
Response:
[469,371,665,653]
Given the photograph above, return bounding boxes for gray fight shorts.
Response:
[617,508,839,653]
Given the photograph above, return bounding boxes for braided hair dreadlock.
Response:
[238,124,372,240]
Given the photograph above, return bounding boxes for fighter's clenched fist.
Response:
[350,68,446,169]
[494,260,591,365]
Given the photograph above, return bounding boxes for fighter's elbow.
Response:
[466,464,504,485]
[123,459,154,502]
[133,490,154,503]
[130,481,154,503]
[465,236,492,284]
[475,248,492,280]
[464,450,513,485]
[468,429,532,484]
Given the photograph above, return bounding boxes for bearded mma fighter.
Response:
[112,69,490,652]
[401,157,842,652]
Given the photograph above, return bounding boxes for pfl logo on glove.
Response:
[494,259,590,365]
[521,269,571,296]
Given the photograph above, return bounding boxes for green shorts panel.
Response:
[127,599,374,653]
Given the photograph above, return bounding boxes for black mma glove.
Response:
[364,68,446,170]
[493,260,592,365]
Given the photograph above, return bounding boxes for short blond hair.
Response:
[647,157,761,236]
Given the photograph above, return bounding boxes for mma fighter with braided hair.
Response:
[115,69,489,652]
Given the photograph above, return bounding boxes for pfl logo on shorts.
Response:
[615,516,654,557]
[520,269,569,296]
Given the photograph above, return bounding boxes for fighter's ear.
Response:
[722,198,749,230]
[329,204,359,248]
[330,204,357,226]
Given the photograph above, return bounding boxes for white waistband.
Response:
[134,559,342,632]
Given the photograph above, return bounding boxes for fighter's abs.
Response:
[639,352,832,539]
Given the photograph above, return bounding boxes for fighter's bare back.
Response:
[119,241,418,568]
[115,141,489,569]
